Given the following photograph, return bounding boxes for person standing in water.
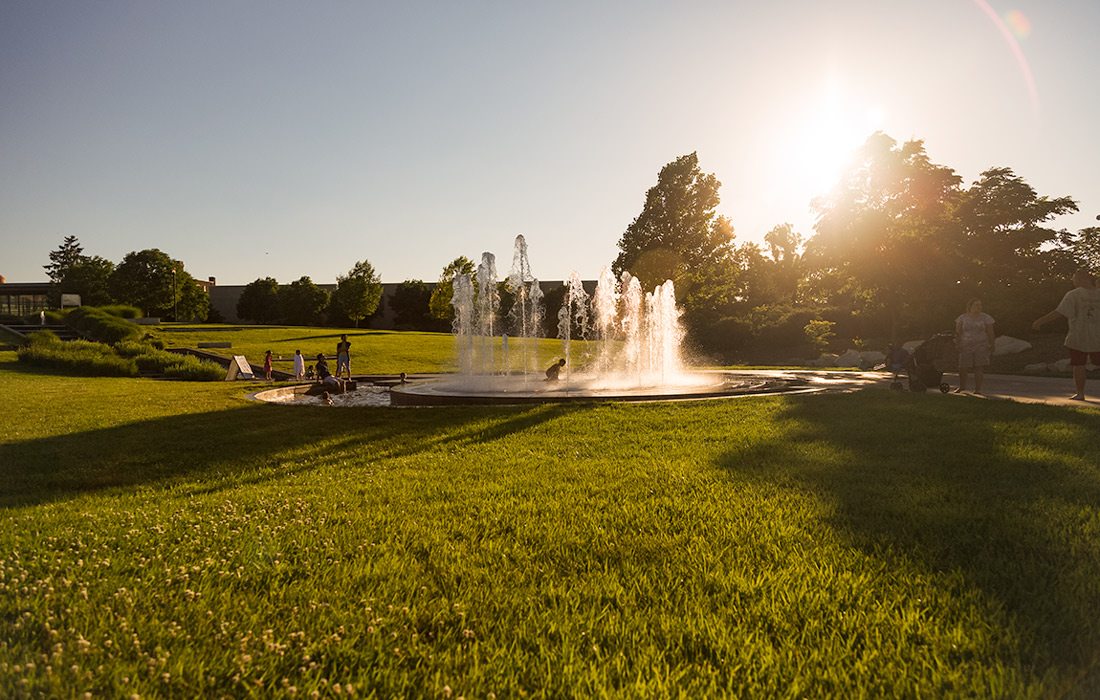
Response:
[336,334,352,380]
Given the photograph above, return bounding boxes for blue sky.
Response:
[1,0,1097,285]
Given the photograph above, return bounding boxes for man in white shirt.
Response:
[1033,269,1100,400]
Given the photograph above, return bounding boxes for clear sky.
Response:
[1,0,1097,285]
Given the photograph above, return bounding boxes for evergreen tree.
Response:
[44,235,85,284]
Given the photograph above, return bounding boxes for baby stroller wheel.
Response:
[939,383,950,394]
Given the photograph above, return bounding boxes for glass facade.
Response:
[1,293,50,316]
[0,285,53,318]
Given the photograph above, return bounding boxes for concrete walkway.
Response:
[747,369,1100,409]
[940,372,1100,409]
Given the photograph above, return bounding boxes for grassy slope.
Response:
[152,325,587,375]
[1,353,1099,697]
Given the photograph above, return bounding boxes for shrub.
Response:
[162,355,224,381]
[96,305,142,319]
[26,330,61,347]
[115,340,158,358]
[135,350,184,373]
[66,306,142,345]
[17,344,138,377]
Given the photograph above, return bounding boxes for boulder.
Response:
[1023,362,1050,373]
[835,349,863,367]
[902,340,923,353]
[859,350,886,367]
[993,335,1032,356]
[811,353,839,367]
[1052,358,1072,373]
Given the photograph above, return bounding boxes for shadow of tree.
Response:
[715,392,1100,683]
[0,402,577,509]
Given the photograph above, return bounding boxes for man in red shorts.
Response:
[1033,269,1100,401]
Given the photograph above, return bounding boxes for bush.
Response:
[26,330,61,347]
[66,306,142,345]
[135,350,185,373]
[96,305,142,319]
[17,343,138,377]
[162,355,224,381]
[115,340,158,358]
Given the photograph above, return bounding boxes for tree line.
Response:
[42,239,209,321]
[39,131,1098,357]
[615,133,1099,360]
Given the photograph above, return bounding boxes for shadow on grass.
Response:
[0,402,576,509]
[716,391,1100,683]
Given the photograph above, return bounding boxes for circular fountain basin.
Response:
[389,370,820,406]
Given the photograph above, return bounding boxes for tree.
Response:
[176,274,209,322]
[1065,226,1100,271]
[429,256,476,321]
[236,277,282,324]
[332,260,382,327]
[44,235,84,284]
[58,256,115,307]
[613,152,736,296]
[108,249,188,317]
[389,280,433,329]
[805,133,964,339]
[281,276,329,326]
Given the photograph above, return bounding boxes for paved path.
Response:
[747,369,1100,409]
[940,372,1100,409]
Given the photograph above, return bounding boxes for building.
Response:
[0,281,52,318]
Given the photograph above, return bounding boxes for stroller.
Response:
[902,332,956,393]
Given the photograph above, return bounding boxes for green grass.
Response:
[153,324,593,375]
[2,351,1100,697]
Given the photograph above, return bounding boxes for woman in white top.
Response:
[955,299,995,394]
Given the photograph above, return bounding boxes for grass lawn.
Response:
[2,351,1100,697]
[151,324,589,376]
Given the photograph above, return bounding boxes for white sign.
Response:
[60,294,81,307]
[225,355,254,381]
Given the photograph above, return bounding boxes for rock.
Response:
[1023,363,1050,373]
[902,340,923,353]
[1053,358,1071,373]
[812,353,839,367]
[835,349,863,367]
[993,335,1032,356]
[859,350,886,366]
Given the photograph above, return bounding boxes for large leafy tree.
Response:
[281,276,330,326]
[108,249,191,318]
[953,168,1077,333]
[332,260,383,328]
[389,279,433,329]
[805,133,964,339]
[428,256,475,321]
[236,277,282,324]
[177,276,209,322]
[44,235,84,284]
[613,152,736,296]
[59,256,115,307]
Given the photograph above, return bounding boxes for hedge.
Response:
[17,343,139,377]
[162,355,224,381]
[66,307,142,345]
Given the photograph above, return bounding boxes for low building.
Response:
[0,281,52,318]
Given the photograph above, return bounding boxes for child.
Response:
[293,349,305,381]
[263,350,273,381]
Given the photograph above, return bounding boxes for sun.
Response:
[777,87,885,198]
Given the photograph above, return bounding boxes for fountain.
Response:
[390,236,814,405]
